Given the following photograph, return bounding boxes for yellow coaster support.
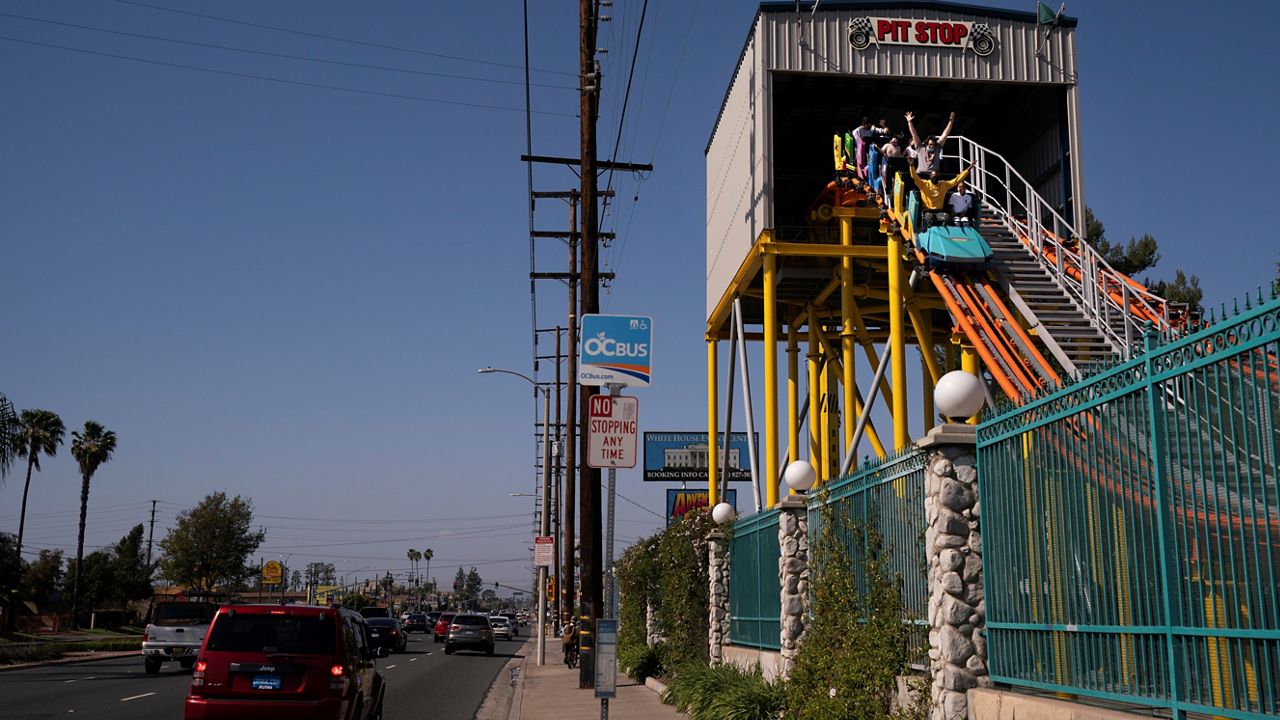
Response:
[887,232,909,449]
[840,215,857,473]
[763,253,780,509]
[707,339,719,505]
[787,323,799,471]
[807,310,823,484]
[961,343,980,425]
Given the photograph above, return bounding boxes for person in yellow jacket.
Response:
[909,162,975,210]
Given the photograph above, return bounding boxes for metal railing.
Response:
[728,508,782,650]
[976,293,1280,719]
[809,448,929,664]
[947,136,1182,357]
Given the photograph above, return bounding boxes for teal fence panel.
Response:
[810,449,929,663]
[978,296,1280,719]
[728,508,782,649]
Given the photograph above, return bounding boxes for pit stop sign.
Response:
[587,395,638,468]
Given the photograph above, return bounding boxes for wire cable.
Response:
[0,36,575,116]
[112,0,577,77]
[0,12,577,91]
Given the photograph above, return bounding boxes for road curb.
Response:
[474,636,533,720]
[0,650,139,673]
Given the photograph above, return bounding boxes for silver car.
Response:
[489,615,514,640]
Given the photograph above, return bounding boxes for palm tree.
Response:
[12,409,66,561]
[69,420,117,628]
[407,549,420,608]
[422,548,433,595]
[0,393,18,480]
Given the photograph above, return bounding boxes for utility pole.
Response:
[565,193,578,638]
[578,0,601,689]
[553,325,563,631]
[145,499,157,566]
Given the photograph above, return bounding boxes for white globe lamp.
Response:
[935,370,986,421]
[711,502,737,524]
[783,460,816,493]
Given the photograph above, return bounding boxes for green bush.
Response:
[782,499,916,720]
[619,641,667,683]
[663,661,783,720]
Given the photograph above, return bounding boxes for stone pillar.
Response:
[919,424,987,720]
[777,495,809,676]
[707,529,730,664]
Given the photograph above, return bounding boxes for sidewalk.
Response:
[497,637,688,720]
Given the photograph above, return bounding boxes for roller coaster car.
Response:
[916,223,994,271]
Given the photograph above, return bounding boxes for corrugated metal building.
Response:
[706,1,1080,318]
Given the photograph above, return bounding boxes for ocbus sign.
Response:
[579,314,652,387]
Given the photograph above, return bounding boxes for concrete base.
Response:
[720,644,784,683]
[968,689,1151,720]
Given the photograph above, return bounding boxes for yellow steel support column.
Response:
[787,324,799,469]
[840,216,857,466]
[707,339,719,505]
[763,254,780,509]
[922,353,935,432]
[818,342,831,481]
[961,343,980,425]
[946,335,959,374]
[807,312,822,484]
[887,234,909,449]
[824,348,840,478]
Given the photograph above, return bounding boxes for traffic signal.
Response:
[546,575,556,601]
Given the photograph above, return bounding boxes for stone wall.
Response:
[776,496,809,676]
[919,425,988,720]
[707,529,730,663]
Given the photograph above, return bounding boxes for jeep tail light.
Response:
[330,664,346,677]
[191,660,207,689]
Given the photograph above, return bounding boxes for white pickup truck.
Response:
[141,601,218,674]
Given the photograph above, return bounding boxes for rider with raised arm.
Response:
[906,110,957,176]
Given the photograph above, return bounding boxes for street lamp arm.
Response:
[477,367,548,396]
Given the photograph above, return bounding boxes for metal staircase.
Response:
[978,215,1117,376]
[946,137,1184,378]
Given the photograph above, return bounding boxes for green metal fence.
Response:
[977,296,1280,719]
[729,507,782,649]
[810,448,929,663]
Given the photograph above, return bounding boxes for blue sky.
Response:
[2,0,1278,593]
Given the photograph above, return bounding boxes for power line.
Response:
[1,12,578,91]
[0,36,575,116]
[113,0,577,77]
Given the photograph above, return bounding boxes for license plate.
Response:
[464,630,476,636]
[252,674,282,690]
[370,631,381,637]
[170,648,189,656]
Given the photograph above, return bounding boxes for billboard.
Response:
[667,488,737,525]
[643,431,757,482]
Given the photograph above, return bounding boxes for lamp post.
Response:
[479,366,552,665]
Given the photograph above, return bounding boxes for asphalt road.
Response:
[0,631,525,720]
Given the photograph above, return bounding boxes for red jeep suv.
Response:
[184,604,385,720]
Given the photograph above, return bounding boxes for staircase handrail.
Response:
[945,136,1180,354]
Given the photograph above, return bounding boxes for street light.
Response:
[479,366,553,666]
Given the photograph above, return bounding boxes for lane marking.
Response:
[409,658,417,662]
[120,692,155,702]
[385,664,396,669]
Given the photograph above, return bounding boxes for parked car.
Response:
[444,614,494,656]
[184,604,385,720]
[358,606,391,619]
[143,600,219,674]
[489,616,514,641]
[432,612,456,643]
[402,613,429,633]
[365,618,407,655]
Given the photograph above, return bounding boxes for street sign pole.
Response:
[604,383,621,618]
